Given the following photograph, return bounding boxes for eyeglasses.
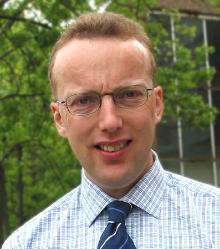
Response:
[56,84,153,116]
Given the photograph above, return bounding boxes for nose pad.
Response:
[98,96,123,132]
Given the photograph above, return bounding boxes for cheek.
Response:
[65,123,87,162]
[132,112,156,144]
[64,117,93,149]
[133,110,154,130]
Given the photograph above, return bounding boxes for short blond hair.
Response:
[48,12,156,96]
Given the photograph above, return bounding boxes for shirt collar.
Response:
[81,151,166,226]
[121,151,166,218]
[81,171,114,226]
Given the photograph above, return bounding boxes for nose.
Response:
[98,95,123,133]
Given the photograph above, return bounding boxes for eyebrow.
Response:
[65,82,148,98]
[65,89,97,98]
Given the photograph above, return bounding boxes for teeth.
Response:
[100,142,127,152]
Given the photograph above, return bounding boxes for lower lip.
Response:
[95,142,131,162]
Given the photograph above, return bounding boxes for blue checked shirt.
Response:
[2,152,220,248]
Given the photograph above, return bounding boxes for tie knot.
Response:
[107,200,132,223]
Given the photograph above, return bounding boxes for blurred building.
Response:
[151,0,220,187]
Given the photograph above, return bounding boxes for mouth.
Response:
[95,140,132,153]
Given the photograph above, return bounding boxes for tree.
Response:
[0,0,87,243]
[209,0,220,8]
[107,1,217,126]
[0,0,218,244]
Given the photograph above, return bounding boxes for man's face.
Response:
[51,38,163,197]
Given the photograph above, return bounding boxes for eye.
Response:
[124,90,139,97]
[76,96,91,105]
[117,88,144,99]
[65,93,100,115]
[66,93,99,110]
[72,95,95,106]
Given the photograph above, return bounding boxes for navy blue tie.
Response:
[97,200,136,249]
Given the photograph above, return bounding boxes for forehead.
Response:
[53,38,152,97]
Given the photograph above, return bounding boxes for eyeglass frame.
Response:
[56,84,154,116]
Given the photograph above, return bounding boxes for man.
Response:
[2,12,220,249]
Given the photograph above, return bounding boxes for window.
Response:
[151,12,220,187]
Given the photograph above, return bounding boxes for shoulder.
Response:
[162,171,220,243]
[164,170,220,210]
[165,170,220,197]
[2,185,81,249]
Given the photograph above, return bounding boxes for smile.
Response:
[95,140,131,153]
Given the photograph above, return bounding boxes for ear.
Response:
[50,102,67,138]
[154,86,164,124]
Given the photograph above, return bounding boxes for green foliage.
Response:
[209,0,220,8]
[154,12,217,127]
[0,0,87,242]
[0,0,218,243]
[108,2,218,128]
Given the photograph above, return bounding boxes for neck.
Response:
[102,154,155,198]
